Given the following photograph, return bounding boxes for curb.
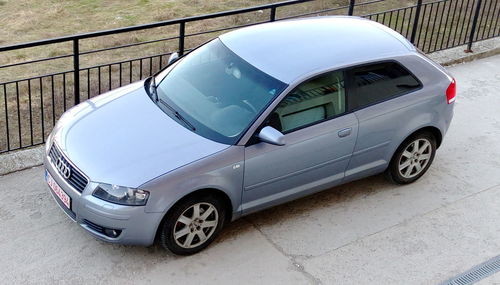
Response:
[439,47,500,66]
[429,37,500,66]
[0,145,44,176]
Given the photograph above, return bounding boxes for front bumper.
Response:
[43,150,164,246]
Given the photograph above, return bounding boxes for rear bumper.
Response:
[440,101,455,141]
[43,151,164,246]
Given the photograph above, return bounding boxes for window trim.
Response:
[345,59,423,113]
[246,70,349,142]
[242,59,423,146]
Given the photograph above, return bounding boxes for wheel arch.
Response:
[153,188,234,242]
[405,126,442,149]
[385,125,441,183]
[389,125,442,166]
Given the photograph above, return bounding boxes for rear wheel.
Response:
[160,194,225,255]
[386,132,436,184]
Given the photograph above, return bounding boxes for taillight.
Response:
[446,78,456,104]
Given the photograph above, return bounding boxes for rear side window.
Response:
[347,62,421,110]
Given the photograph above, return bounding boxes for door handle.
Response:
[338,128,352,138]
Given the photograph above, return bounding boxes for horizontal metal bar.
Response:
[362,4,416,17]
[0,142,45,154]
[420,0,450,6]
[79,35,181,55]
[0,53,74,69]
[0,0,313,52]
[0,52,178,86]
[363,0,447,18]
[0,70,74,86]
[81,52,173,70]
[184,20,270,38]
[279,5,351,20]
[299,4,352,14]
[426,32,500,54]
[352,0,387,8]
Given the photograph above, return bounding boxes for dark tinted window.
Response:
[268,70,345,133]
[348,62,421,110]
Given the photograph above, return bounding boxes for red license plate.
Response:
[45,170,71,209]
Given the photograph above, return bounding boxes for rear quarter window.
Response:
[347,61,421,111]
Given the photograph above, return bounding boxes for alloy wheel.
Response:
[173,202,219,249]
[398,138,432,179]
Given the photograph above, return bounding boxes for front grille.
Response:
[48,144,89,193]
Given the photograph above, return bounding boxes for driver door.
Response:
[241,70,358,214]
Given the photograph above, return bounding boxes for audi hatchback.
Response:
[44,16,455,255]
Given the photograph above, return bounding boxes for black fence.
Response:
[0,0,498,154]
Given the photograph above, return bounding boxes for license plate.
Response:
[45,170,71,209]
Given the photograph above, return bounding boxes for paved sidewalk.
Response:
[1,55,500,284]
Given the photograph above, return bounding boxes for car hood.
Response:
[52,81,229,188]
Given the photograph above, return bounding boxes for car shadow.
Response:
[97,173,395,259]
[214,173,395,246]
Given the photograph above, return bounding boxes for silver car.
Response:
[44,16,455,255]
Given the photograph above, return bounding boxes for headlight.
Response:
[93,183,149,206]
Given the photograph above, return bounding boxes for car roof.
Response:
[219,16,415,84]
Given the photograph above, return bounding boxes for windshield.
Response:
[155,39,287,144]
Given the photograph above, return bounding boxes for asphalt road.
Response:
[1,55,500,285]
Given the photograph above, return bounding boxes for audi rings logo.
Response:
[55,157,71,179]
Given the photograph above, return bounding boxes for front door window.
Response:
[269,70,346,133]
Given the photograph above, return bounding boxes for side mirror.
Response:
[167,52,179,65]
[258,126,285,146]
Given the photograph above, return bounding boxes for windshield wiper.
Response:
[157,98,196,131]
[147,76,195,131]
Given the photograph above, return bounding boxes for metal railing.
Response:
[0,0,498,154]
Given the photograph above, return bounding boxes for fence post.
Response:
[178,22,185,56]
[73,39,80,105]
[465,0,482,52]
[270,6,277,22]
[348,0,355,16]
[410,0,423,44]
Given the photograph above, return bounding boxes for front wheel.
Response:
[386,132,436,184]
[160,194,225,255]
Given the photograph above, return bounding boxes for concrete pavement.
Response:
[1,54,500,284]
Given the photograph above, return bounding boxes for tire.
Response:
[385,132,437,184]
[160,194,225,255]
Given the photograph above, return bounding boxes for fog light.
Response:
[84,219,122,238]
[104,228,122,238]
